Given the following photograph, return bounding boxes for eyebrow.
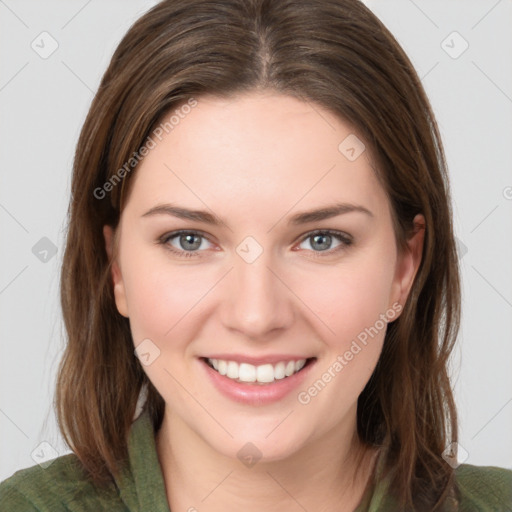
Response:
[141,202,373,227]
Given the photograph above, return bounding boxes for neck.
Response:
[155,407,380,512]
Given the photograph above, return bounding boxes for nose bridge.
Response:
[221,239,294,338]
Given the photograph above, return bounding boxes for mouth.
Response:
[200,355,317,405]
[201,356,316,385]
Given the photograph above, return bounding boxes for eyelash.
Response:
[157,229,353,259]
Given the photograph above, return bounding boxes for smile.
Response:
[205,357,308,384]
[199,355,317,405]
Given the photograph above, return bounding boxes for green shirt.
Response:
[1,408,511,511]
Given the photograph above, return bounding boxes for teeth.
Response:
[239,363,256,382]
[226,361,238,379]
[256,364,274,383]
[207,358,308,384]
[274,362,286,380]
[285,361,295,377]
[217,359,227,375]
[295,360,306,372]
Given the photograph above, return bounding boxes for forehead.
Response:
[125,92,387,219]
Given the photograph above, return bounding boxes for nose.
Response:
[220,247,295,340]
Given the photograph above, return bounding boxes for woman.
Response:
[1,0,510,510]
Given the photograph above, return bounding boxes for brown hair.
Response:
[56,0,461,509]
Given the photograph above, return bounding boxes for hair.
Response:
[56,0,461,509]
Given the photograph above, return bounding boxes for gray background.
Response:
[1,0,511,480]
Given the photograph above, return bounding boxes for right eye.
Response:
[158,230,215,258]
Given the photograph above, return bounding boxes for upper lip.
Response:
[201,354,315,365]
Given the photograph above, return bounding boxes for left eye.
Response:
[297,230,352,254]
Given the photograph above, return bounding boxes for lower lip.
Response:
[200,358,316,406]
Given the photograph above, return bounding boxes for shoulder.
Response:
[454,463,512,510]
[0,454,125,511]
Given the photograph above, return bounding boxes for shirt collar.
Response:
[354,445,396,512]
[116,405,396,512]
[115,405,171,511]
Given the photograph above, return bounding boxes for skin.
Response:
[104,91,425,512]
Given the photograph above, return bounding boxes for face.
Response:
[104,91,423,462]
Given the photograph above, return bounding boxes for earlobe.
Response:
[103,225,129,318]
[390,214,425,312]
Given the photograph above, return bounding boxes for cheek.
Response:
[301,252,397,349]
[298,246,397,406]
[120,248,207,344]
[120,252,209,406]
[295,264,395,417]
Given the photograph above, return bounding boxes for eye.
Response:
[158,228,353,259]
[296,229,353,257]
[158,230,214,258]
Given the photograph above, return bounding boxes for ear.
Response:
[389,214,425,313]
[103,225,129,318]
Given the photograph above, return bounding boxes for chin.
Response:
[202,420,313,466]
